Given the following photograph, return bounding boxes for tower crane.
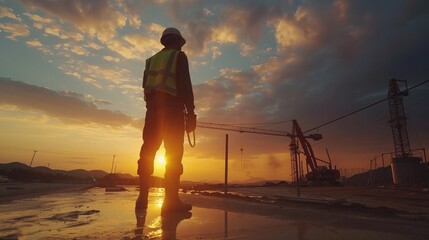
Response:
[197,120,340,183]
[388,78,411,158]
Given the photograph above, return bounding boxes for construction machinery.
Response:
[197,119,340,184]
[289,120,340,184]
[388,78,425,185]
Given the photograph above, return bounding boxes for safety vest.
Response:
[144,49,179,96]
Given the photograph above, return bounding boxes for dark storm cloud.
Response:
[267,0,429,165]
[224,0,429,126]
[219,1,284,44]
[286,1,429,119]
[0,78,135,128]
[163,0,212,55]
[189,1,429,166]
[164,0,286,55]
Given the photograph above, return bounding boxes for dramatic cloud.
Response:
[55,55,134,89]
[23,12,53,23]
[194,67,273,123]
[1,0,428,178]
[219,2,282,44]
[0,6,22,21]
[123,33,161,56]
[20,0,126,41]
[211,26,237,44]
[0,22,29,40]
[0,78,135,128]
[60,91,112,106]
[118,0,142,29]
[103,55,121,63]
[26,39,42,47]
[188,1,429,171]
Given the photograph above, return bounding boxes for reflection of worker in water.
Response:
[137,27,196,214]
[135,206,192,239]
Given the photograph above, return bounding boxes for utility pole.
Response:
[240,147,243,169]
[224,134,229,197]
[110,155,115,174]
[29,150,37,167]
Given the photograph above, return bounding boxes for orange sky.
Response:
[1,1,428,182]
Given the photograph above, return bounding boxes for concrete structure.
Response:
[391,156,424,185]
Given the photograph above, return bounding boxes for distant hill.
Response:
[0,162,31,171]
[0,162,109,183]
[0,162,165,186]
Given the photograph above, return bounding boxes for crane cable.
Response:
[303,79,429,133]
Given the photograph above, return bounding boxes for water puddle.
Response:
[0,187,425,239]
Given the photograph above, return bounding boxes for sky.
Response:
[1,0,428,182]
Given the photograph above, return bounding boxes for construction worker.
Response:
[136,27,196,214]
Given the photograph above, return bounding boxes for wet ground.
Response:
[0,185,429,239]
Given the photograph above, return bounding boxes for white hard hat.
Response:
[160,27,186,46]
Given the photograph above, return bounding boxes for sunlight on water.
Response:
[0,186,290,239]
[155,197,164,208]
[0,186,296,239]
[0,185,414,239]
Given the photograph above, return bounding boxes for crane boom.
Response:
[197,122,292,137]
[292,120,318,172]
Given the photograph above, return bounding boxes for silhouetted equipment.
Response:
[388,78,410,158]
[240,147,244,168]
[110,155,115,174]
[29,150,37,167]
[224,134,228,197]
[198,122,291,137]
[290,120,340,184]
[197,120,340,185]
[387,78,424,185]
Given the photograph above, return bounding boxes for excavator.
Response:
[290,120,340,184]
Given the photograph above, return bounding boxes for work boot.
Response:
[162,173,191,214]
[161,188,192,215]
[161,197,192,215]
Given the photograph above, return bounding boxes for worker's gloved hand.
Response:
[185,112,197,133]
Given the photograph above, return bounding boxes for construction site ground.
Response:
[187,185,429,219]
[2,183,429,239]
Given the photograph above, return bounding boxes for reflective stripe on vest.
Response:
[144,49,179,96]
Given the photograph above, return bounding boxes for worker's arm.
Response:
[142,59,150,89]
[142,59,151,101]
[176,51,195,113]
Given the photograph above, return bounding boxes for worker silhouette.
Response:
[136,27,196,214]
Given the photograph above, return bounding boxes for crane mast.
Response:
[388,78,411,158]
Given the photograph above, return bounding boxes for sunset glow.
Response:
[1,1,428,183]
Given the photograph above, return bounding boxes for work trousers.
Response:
[138,103,185,188]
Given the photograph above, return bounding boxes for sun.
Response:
[157,155,166,167]
[153,150,167,176]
